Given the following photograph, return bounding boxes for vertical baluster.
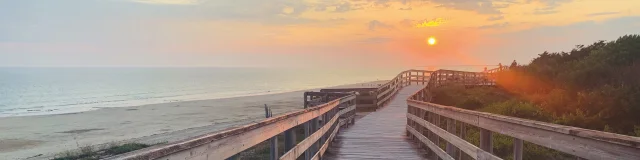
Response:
[421,110,428,150]
[432,112,441,160]
[304,121,311,160]
[513,138,523,160]
[417,109,424,148]
[459,123,466,160]
[408,106,415,140]
[446,118,457,157]
[318,113,326,153]
[480,129,493,154]
[316,117,321,155]
[284,128,295,153]
[264,105,278,160]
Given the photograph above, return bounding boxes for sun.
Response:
[427,37,437,45]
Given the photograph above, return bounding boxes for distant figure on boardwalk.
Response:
[498,63,503,71]
[510,60,518,68]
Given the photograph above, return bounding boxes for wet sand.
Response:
[0,81,387,160]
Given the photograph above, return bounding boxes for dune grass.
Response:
[52,142,152,160]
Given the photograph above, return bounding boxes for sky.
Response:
[1,0,639,69]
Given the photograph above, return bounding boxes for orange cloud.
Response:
[414,18,448,28]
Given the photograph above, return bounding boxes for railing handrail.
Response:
[109,92,357,160]
[105,68,640,160]
[374,70,432,107]
[404,69,640,160]
[408,100,640,147]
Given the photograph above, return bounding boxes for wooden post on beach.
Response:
[265,104,278,160]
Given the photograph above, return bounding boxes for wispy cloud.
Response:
[478,22,509,29]
[369,20,394,31]
[430,0,504,14]
[487,15,504,21]
[358,37,391,44]
[533,6,558,15]
[586,12,619,17]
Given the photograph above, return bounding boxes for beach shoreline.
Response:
[0,81,386,160]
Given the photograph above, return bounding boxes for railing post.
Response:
[408,106,415,140]
[265,105,278,160]
[350,99,355,124]
[319,113,327,151]
[310,118,319,157]
[480,129,493,154]
[270,134,278,160]
[284,128,295,152]
[446,118,457,157]
[417,109,424,147]
[459,123,466,160]
[303,121,311,160]
[431,112,440,160]
[514,138,523,160]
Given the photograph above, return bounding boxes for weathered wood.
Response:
[406,69,640,160]
[284,128,296,152]
[480,129,493,154]
[408,101,480,127]
[376,87,397,106]
[109,93,355,160]
[430,112,440,160]
[311,119,344,160]
[408,114,500,160]
[327,85,427,160]
[459,123,466,160]
[303,121,311,160]
[446,118,456,157]
[270,135,279,160]
[265,105,279,160]
[513,138,523,160]
[280,108,341,160]
[407,126,454,160]
[409,99,640,160]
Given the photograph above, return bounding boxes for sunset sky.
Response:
[1,0,639,69]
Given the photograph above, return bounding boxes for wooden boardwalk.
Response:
[112,69,640,160]
[326,85,428,160]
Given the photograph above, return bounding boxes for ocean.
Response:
[0,67,401,117]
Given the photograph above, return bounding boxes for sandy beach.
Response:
[0,81,386,160]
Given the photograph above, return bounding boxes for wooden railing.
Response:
[106,68,640,160]
[405,70,640,160]
[109,92,357,160]
[375,70,432,107]
[428,69,496,88]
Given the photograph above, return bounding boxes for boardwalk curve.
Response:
[326,85,428,160]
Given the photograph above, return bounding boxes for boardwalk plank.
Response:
[325,85,429,160]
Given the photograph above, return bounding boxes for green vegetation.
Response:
[104,143,150,155]
[430,35,640,159]
[52,146,98,160]
[52,143,151,160]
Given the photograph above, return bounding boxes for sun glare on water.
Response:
[427,37,437,45]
